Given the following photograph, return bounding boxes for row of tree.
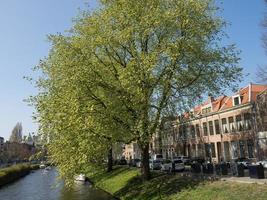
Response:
[30,0,243,185]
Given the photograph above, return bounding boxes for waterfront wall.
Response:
[0,164,39,187]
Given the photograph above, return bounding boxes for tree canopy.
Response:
[31,0,242,183]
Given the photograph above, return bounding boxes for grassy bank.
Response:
[0,163,39,187]
[89,166,267,200]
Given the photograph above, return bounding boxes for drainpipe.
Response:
[249,83,252,102]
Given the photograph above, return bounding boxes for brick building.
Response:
[254,88,267,160]
[161,83,267,162]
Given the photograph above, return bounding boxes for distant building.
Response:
[2,141,36,162]
[112,142,124,160]
[0,137,4,149]
[123,142,141,160]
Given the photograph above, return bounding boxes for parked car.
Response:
[131,159,141,167]
[175,156,191,165]
[234,158,251,169]
[161,159,185,172]
[149,159,162,170]
[152,154,163,162]
[190,157,205,165]
[136,160,142,168]
[161,159,173,172]
[173,159,185,171]
[256,160,267,169]
[117,158,127,165]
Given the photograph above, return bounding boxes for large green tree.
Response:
[32,0,242,182]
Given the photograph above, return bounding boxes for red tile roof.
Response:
[218,84,267,111]
[183,84,267,119]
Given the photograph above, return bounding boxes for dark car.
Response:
[131,159,141,167]
[190,157,205,165]
[117,158,127,165]
[234,158,251,169]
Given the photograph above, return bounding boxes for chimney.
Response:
[208,93,214,103]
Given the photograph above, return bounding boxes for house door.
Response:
[217,142,221,162]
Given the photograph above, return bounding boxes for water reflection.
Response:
[0,168,115,200]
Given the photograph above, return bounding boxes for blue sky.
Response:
[0,0,265,140]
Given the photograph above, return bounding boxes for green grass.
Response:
[170,181,267,200]
[89,166,267,200]
[90,166,139,194]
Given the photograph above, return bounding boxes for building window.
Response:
[196,124,200,137]
[234,97,240,106]
[190,125,195,138]
[239,140,245,158]
[203,122,208,136]
[202,107,211,114]
[228,116,235,132]
[209,121,214,135]
[183,125,187,139]
[244,113,252,130]
[205,143,210,157]
[211,143,216,158]
[215,120,220,135]
[197,144,203,157]
[179,125,183,139]
[222,118,228,133]
[247,140,254,158]
[231,141,238,158]
[233,95,243,106]
[235,115,243,132]
[192,144,196,157]
[224,142,230,161]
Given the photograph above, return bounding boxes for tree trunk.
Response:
[141,142,151,180]
[107,147,113,172]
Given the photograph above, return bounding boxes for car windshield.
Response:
[238,158,248,161]
[163,160,171,163]
[156,155,163,159]
[174,160,183,163]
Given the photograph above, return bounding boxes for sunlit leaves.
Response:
[31,0,242,183]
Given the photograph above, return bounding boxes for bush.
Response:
[0,164,37,187]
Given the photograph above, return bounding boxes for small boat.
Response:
[44,166,51,171]
[39,164,46,169]
[74,174,86,182]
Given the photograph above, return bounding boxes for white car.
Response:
[161,159,185,172]
[161,159,173,172]
[152,154,164,162]
[136,160,142,168]
[149,159,162,170]
[174,156,191,165]
[256,160,267,168]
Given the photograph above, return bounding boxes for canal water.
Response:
[0,168,116,200]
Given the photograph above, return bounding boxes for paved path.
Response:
[221,176,267,184]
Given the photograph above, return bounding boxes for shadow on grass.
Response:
[114,172,206,200]
[90,166,131,183]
